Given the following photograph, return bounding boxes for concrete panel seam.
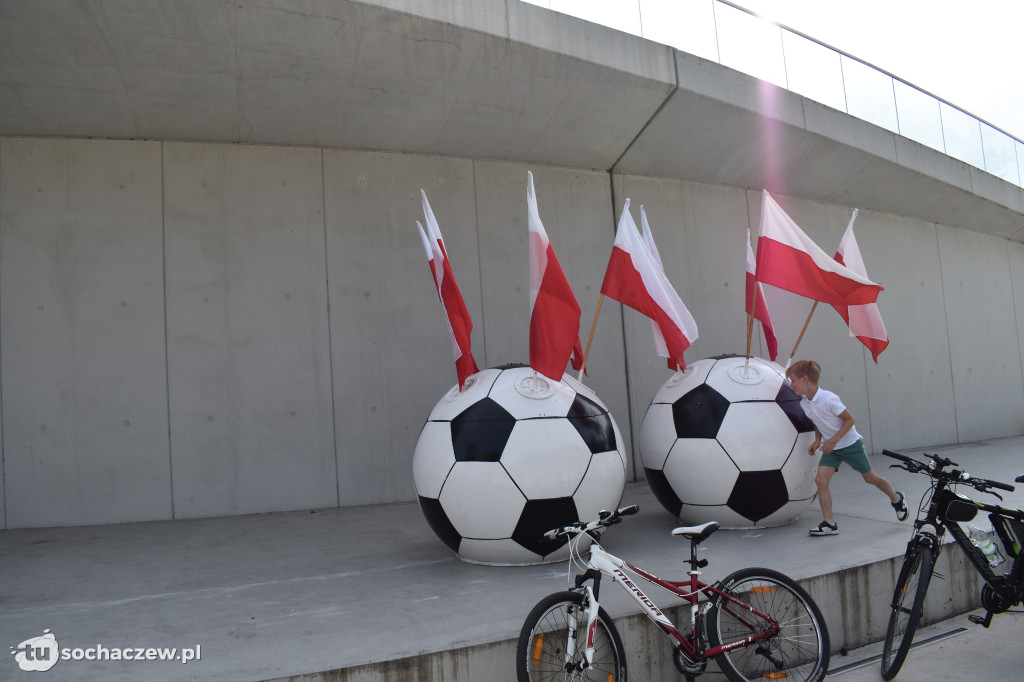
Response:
[1004,241,1024,411]
[934,225,961,445]
[471,161,488,369]
[161,141,177,519]
[609,54,680,174]
[322,149,342,509]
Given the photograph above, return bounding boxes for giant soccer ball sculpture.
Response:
[639,355,818,528]
[414,365,627,565]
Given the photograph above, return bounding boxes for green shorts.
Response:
[819,440,871,474]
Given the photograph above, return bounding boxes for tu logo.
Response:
[11,630,59,672]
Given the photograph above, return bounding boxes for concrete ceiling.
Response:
[2,0,1022,240]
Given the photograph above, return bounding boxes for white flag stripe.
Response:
[760,192,878,287]
[419,193,463,362]
[639,206,670,359]
[837,211,888,345]
[615,200,699,342]
[416,221,433,262]
[746,227,756,274]
[526,171,549,312]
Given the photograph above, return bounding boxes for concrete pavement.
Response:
[828,610,1024,681]
[3,437,1023,680]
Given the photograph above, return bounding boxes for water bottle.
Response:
[967,524,1005,567]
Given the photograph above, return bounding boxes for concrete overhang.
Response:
[2,0,1022,239]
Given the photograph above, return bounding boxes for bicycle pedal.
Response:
[968,612,993,628]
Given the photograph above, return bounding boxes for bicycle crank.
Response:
[672,646,707,678]
[981,582,1013,615]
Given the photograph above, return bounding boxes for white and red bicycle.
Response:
[515,505,830,682]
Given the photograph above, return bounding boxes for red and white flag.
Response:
[601,199,698,371]
[746,228,779,362]
[832,210,889,362]
[418,190,480,390]
[755,190,883,306]
[640,206,687,371]
[527,172,584,381]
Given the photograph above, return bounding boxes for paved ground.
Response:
[3,437,1023,681]
[828,609,1024,680]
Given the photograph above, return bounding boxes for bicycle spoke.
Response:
[709,570,829,682]
[517,592,624,682]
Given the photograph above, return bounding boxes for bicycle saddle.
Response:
[672,521,720,543]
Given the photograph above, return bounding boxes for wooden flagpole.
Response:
[788,300,818,367]
[744,312,754,361]
[578,294,605,381]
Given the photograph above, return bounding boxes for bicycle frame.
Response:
[573,541,780,670]
[912,483,1024,612]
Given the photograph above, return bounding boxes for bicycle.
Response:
[515,505,830,682]
[878,448,1024,680]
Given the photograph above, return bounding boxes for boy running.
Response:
[786,360,907,536]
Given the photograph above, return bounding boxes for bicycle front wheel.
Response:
[708,567,830,682]
[516,590,626,682]
[880,539,935,680]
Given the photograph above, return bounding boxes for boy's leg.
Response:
[815,466,838,523]
[861,470,899,502]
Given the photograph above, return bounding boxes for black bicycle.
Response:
[878,449,1024,679]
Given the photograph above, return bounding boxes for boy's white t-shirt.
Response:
[799,387,862,450]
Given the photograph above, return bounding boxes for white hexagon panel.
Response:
[639,355,819,529]
[413,364,627,565]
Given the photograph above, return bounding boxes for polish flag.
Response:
[601,199,697,371]
[640,206,684,371]
[746,228,779,362]
[832,210,889,362]
[755,190,883,306]
[418,190,480,389]
[527,172,584,381]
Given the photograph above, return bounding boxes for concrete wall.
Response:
[2,136,1024,528]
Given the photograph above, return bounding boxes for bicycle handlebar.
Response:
[543,505,639,539]
[881,449,1016,495]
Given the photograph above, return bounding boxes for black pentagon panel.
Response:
[567,393,606,419]
[644,467,684,518]
[727,471,789,523]
[451,397,516,462]
[512,497,580,557]
[418,496,462,553]
[672,384,731,439]
[567,395,616,454]
[775,383,815,433]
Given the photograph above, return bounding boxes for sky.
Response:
[538,0,1024,144]
[731,0,1024,141]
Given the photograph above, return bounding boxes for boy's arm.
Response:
[821,409,855,454]
[809,427,821,455]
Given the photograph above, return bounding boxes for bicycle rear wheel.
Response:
[516,590,626,682]
[880,539,935,680]
[708,567,829,682]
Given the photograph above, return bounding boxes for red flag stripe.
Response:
[527,172,584,381]
[419,193,480,389]
[756,236,883,306]
[601,246,692,365]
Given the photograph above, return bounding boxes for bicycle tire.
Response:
[516,590,627,682]
[880,539,935,680]
[707,567,830,682]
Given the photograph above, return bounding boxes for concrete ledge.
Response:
[264,547,985,682]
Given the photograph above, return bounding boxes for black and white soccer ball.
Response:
[414,365,627,565]
[639,355,818,528]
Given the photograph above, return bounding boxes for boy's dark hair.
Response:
[786,359,821,383]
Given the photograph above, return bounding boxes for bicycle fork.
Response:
[564,584,601,673]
